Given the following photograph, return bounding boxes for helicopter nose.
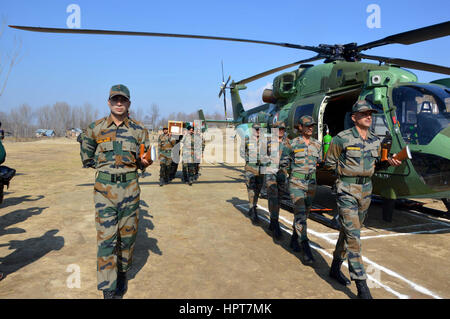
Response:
[410,152,450,192]
[409,128,450,192]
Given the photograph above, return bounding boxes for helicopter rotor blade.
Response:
[357,21,450,51]
[235,55,322,85]
[218,75,231,98]
[9,25,322,53]
[221,60,225,83]
[360,53,450,75]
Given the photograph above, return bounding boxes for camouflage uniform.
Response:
[325,100,381,283]
[260,123,289,237]
[240,125,265,220]
[0,139,5,205]
[283,117,322,256]
[80,85,150,295]
[169,135,182,180]
[0,139,5,165]
[158,131,175,184]
[181,129,201,185]
[193,131,206,180]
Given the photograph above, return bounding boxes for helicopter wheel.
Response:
[382,198,395,222]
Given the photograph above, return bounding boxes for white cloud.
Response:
[240,82,273,110]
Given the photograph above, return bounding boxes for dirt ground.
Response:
[0,137,449,299]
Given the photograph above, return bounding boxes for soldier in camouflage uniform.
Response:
[158,127,176,186]
[169,135,182,181]
[193,127,206,181]
[80,84,152,299]
[181,126,200,185]
[282,115,322,263]
[325,100,401,299]
[262,122,289,239]
[240,124,265,224]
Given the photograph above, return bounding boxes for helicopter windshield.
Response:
[393,84,450,145]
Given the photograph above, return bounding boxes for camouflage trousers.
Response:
[289,177,316,241]
[169,161,178,179]
[245,170,264,208]
[94,176,140,291]
[333,180,372,280]
[160,163,171,182]
[182,163,196,181]
[265,171,287,219]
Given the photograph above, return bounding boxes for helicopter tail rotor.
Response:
[218,61,231,118]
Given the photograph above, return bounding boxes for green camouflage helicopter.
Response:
[9,21,450,223]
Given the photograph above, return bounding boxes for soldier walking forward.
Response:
[283,116,322,263]
[325,100,401,299]
[80,84,152,299]
[158,127,175,186]
[262,122,289,239]
[240,124,265,224]
[181,126,198,185]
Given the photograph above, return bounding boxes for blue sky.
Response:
[1,0,449,118]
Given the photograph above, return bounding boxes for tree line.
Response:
[0,102,226,137]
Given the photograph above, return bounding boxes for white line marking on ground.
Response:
[236,204,408,298]
[236,203,443,299]
[361,228,450,240]
[399,210,450,228]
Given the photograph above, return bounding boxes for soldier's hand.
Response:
[140,157,152,167]
[387,157,402,167]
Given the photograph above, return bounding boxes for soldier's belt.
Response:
[292,172,316,180]
[339,176,372,184]
[97,171,138,183]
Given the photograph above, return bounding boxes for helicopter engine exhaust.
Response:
[262,88,277,104]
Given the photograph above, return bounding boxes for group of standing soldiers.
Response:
[241,100,402,299]
[158,125,205,186]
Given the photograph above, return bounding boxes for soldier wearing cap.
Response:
[191,126,205,181]
[282,115,322,263]
[158,126,176,186]
[240,123,265,223]
[80,84,152,299]
[262,121,289,239]
[325,99,401,299]
[181,125,198,185]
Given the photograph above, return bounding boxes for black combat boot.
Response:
[301,240,315,263]
[250,207,259,224]
[289,231,301,252]
[329,258,351,286]
[355,279,373,299]
[159,178,164,186]
[269,218,282,239]
[115,272,128,298]
[188,176,193,185]
[268,218,275,231]
[103,290,116,299]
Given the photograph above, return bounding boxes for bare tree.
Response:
[150,103,160,128]
[0,17,22,98]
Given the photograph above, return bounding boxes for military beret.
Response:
[352,100,378,114]
[298,115,317,126]
[109,84,130,100]
[272,121,286,129]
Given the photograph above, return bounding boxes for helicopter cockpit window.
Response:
[393,85,450,145]
[371,112,389,138]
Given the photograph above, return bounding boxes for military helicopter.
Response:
[9,21,450,223]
